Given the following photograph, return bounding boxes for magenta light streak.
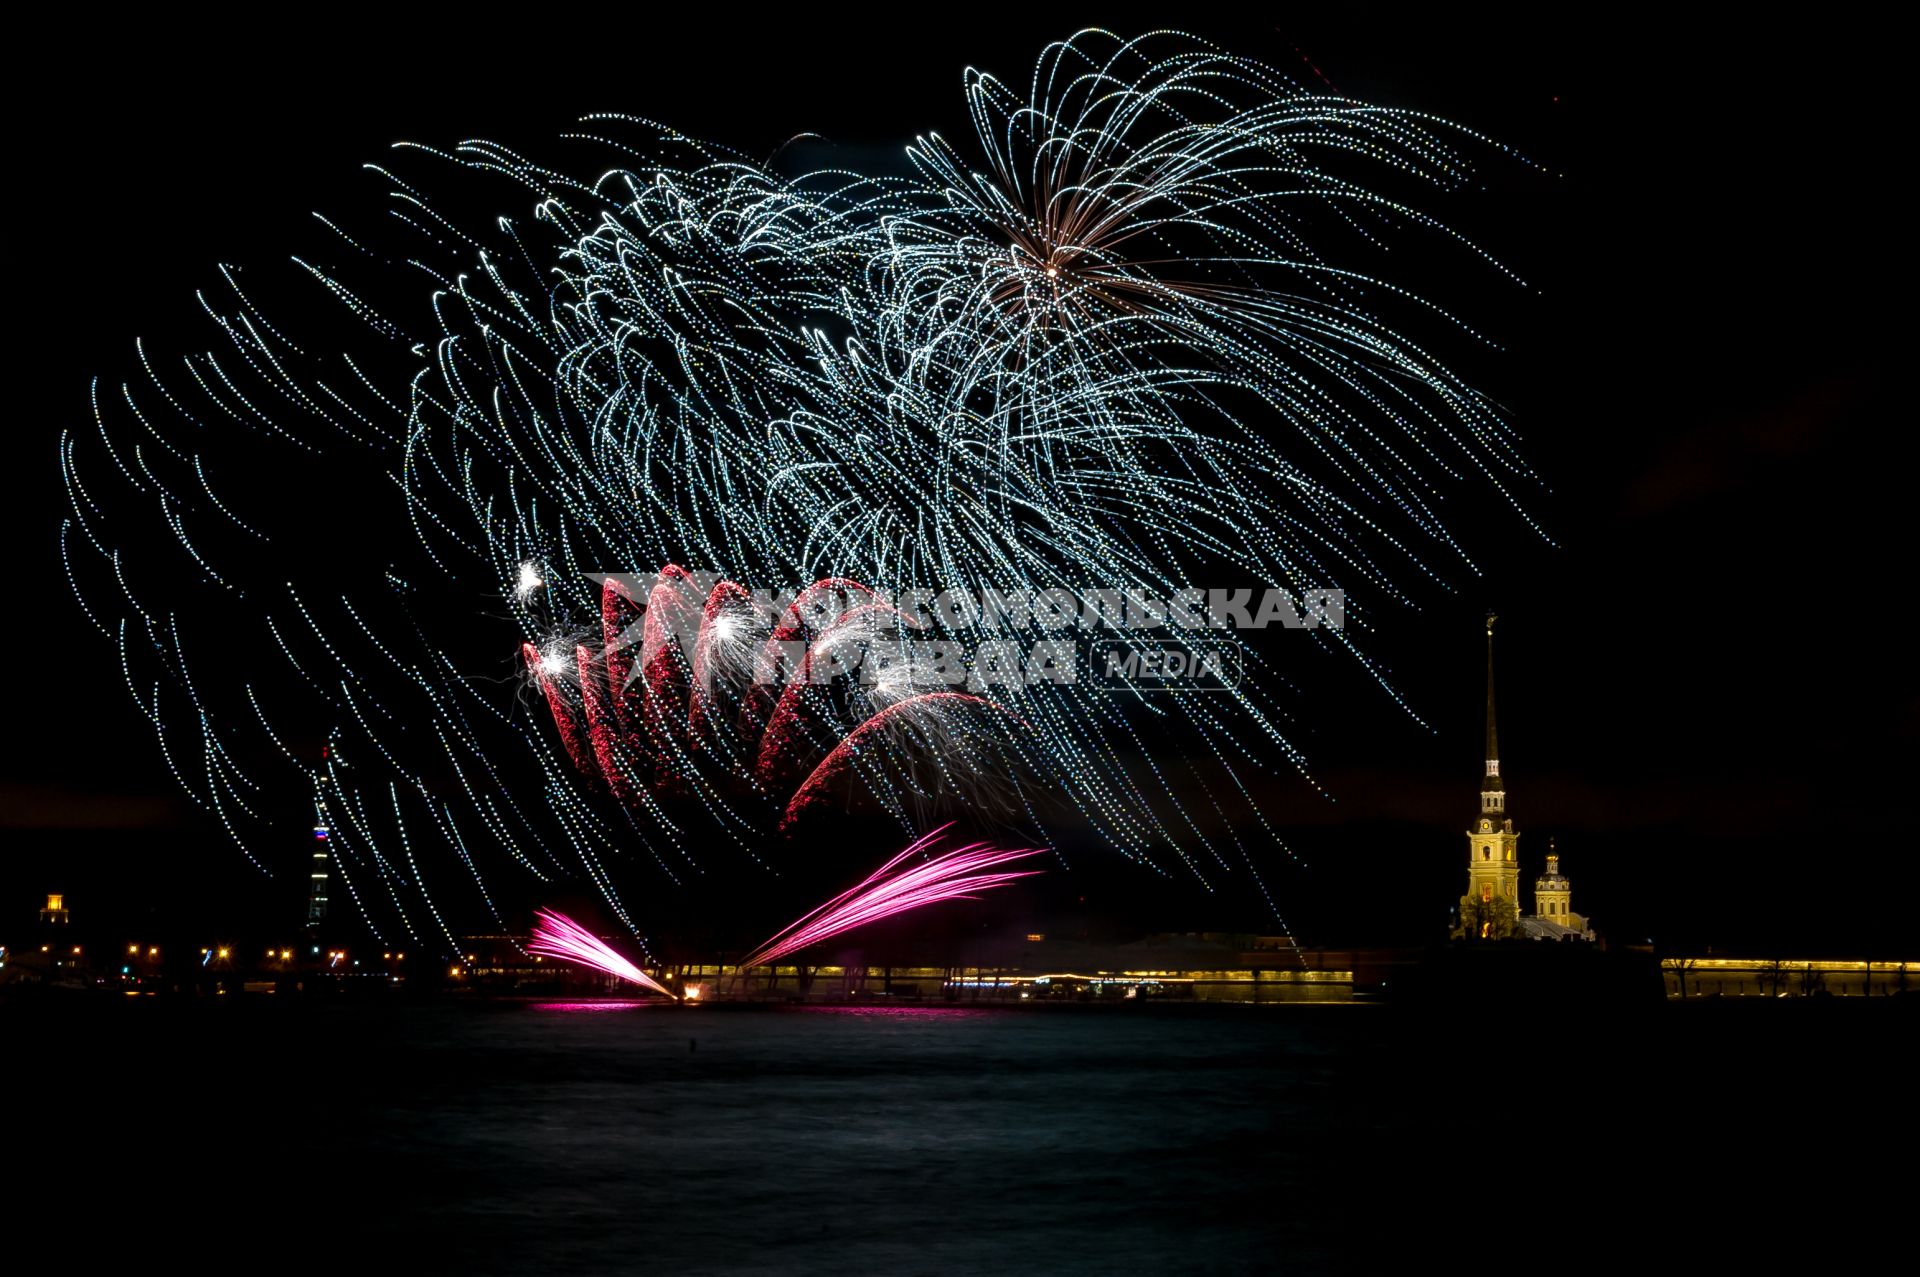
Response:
[530,1001,655,1013]
[738,824,1043,969]
[527,908,675,996]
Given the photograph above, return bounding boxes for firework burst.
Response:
[528,908,675,995]
[737,824,1043,969]
[61,30,1539,944]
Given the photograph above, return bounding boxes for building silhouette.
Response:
[1452,615,1593,942]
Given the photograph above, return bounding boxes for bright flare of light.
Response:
[738,823,1043,969]
[527,909,675,997]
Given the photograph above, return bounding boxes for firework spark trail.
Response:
[62,30,1542,943]
[737,824,1043,969]
[529,568,1032,835]
[527,908,675,995]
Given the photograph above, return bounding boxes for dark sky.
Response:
[8,11,1909,955]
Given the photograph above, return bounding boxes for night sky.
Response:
[8,12,1908,956]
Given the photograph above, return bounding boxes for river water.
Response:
[15,998,1905,1273]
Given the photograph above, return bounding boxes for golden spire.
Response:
[1484,612,1499,771]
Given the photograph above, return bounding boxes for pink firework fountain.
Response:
[527,908,675,997]
[737,823,1044,969]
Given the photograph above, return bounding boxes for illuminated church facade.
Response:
[1452,616,1594,942]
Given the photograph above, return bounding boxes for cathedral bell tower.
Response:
[1535,840,1572,924]
[1457,614,1521,938]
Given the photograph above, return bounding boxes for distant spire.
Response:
[1485,612,1499,770]
[1479,613,1506,814]
[307,778,332,932]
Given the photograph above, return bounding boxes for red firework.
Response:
[525,566,1017,829]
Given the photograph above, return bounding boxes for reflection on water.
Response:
[762,1003,1001,1020]
[20,999,1903,1274]
[529,1000,659,1013]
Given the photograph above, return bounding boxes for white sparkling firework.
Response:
[60,31,1541,942]
[515,561,545,602]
